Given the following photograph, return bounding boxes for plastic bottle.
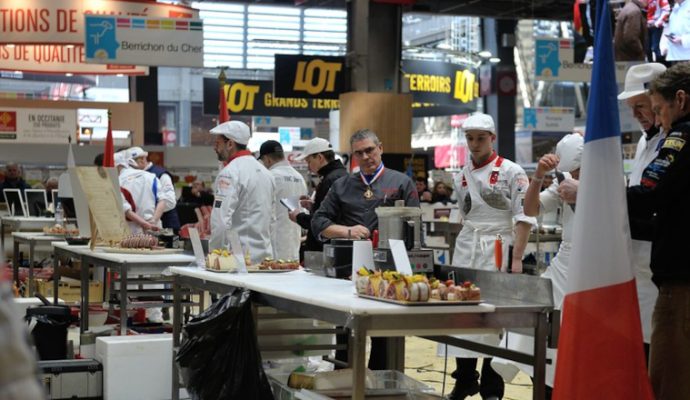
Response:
[55,201,64,226]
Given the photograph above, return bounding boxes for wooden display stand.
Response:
[338,92,413,154]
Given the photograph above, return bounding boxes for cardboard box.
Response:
[35,279,103,304]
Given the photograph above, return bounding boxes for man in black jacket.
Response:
[288,138,347,261]
[627,62,690,399]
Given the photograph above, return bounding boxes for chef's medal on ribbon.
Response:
[359,163,385,201]
[364,186,374,199]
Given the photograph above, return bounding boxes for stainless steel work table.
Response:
[169,267,554,400]
[11,232,65,295]
[1,216,55,256]
[52,242,196,335]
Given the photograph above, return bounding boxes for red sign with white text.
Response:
[0,0,198,44]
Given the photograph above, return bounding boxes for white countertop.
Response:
[168,267,496,316]
[52,242,196,265]
[1,216,54,224]
[12,231,67,242]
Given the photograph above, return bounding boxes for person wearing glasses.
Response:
[311,128,419,370]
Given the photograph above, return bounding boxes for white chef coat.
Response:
[119,168,175,234]
[629,131,664,343]
[268,160,307,261]
[210,152,275,265]
[440,154,535,359]
[664,0,690,61]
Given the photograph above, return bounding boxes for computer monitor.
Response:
[2,189,26,217]
[24,189,48,217]
[50,189,59,206]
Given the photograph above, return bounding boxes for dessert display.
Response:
[258,257,299,270]
[430,278,481,301]
[43,224,79,235]
[356,267,481,303]
[119,234,158,249]
[206,249,239,271]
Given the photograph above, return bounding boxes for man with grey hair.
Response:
[0,163,30,194]
[311,128,419,369]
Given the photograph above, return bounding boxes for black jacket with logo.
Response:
[296,160,347,256]
[628,115,690,285]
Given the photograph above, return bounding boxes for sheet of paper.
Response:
[188,228,205,269]
[68,170,92,238]
[352,240,374,282]
[227,231,248,273]
[389,239,413,275]
[74,167,129,243]
[279,196,301,212]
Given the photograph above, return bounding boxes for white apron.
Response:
[440,161,513,358]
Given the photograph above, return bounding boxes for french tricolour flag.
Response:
[552,0,654,398]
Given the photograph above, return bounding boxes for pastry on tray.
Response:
[430,279,481,301]
[206,249,239,271]
[259,257,299,270]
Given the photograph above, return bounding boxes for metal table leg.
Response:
[28,241,35,296]
[350,316,368,400]
[12,239,19,287]
[119,265,128,336]
[172,277,182,400]
[80,259,90,333]
[532,312,548,400]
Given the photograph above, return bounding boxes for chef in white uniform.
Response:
[491,133,584,392]
[618,63,666,353]
[115,151,175,235]
[209,121,275,264]
[446,113,536,400]
[257,140,307,261]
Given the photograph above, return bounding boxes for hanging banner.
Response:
[523,107,575,132]
[274,54,346,99]
[402,60,479,108]
[0,107,76,144]
[84,16,203,67]
[534,37,628,82]
[0,44,148,75]
[0,0,198,45]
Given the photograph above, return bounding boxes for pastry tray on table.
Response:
[100,247,184,254]
[357,294,481,306]
[203,266,299,273]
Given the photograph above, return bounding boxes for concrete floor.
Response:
[404,337,534,400]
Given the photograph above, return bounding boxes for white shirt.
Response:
[210,153,275,264]
[268,160,307,261]
[666,0,690,61]
[119,168,175,234]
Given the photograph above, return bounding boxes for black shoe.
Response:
[447,371,480,400]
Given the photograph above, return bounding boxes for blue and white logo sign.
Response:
[84,15,203,68]
[523,107,575,132]
[535,39,562,78]
[534,37,628,82]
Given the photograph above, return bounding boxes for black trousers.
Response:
[455,357,504,399]
[335,331,388,370]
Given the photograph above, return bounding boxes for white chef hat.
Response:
[114,150,130,168]
[462,113,496,135]
[209,121,251,145]
[556,133,584,172]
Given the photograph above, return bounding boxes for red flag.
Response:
[218,69,230,123]
[102,110,114,167]
[553,0,653,398]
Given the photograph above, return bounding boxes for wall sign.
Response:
[523,107,575,132]
[535,37,628,82]
[84,16,203,67]
[0,107,76,144]
[0,0,198,44]
[0,44,148,75]
[402,60,479,107]
[274,54,346,99]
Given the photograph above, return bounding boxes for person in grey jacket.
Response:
[311,128,419,371]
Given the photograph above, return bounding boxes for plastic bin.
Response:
[25,303,73,360]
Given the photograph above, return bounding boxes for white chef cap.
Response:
[556,133,584,172]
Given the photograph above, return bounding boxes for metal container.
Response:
[375,206,424,250]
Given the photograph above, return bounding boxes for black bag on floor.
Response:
[176,288,273,400]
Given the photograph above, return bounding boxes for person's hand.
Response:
[141,221,159,232]
[421,191,432,202]
[536,154,559,177]
[557,178,579,204]
[288,208,301,223]
[299,195,314,211]
[348,225,371,239]
[670,36,683,45]
[510,258,523,274]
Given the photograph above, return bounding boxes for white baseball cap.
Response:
[294,138,333,161]
[127,146,148,160]
[462,113,496,135]
[114,150,130,168]
[209,121,251,145]
[556,133,584,172]
[617,63,667,100]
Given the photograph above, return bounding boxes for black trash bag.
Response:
[176,288,274,400]
[25,303,73,360]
